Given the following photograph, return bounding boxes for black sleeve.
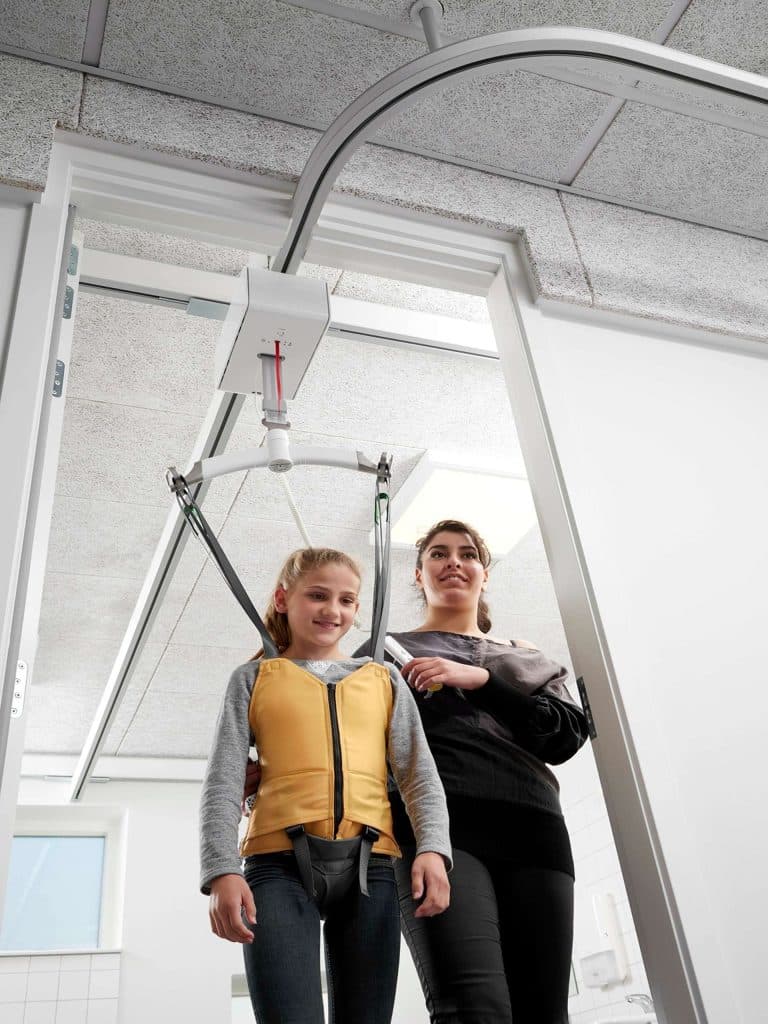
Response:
[466,671,589,764]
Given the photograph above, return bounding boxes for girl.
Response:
[357,519,589,1024]
[199,547,451,1024]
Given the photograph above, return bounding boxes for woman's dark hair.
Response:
[414,519,493,633]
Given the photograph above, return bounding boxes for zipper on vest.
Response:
[327,684,344,835]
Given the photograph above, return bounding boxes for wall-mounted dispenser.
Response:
[579,892,629,988]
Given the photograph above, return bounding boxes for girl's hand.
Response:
[411,852,450,917]
[401,657,489,693]
[209,874,256,943]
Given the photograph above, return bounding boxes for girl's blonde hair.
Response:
[415,519,493,634]
[254,547,362,657]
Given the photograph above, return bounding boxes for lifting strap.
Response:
[166,469,279,659]
[166,454,392,663]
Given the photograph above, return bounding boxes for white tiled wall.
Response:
[0,952,120,1024]
[557,745,653,1023]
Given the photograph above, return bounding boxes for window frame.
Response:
[4,804,126,953]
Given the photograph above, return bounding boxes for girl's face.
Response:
[415,530,488,611]
[274,564,360,656]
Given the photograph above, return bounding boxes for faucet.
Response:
[626,993,655,1013]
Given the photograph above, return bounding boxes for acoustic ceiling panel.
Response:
[327,0,675,42]
[560,194,768,340]
[0,56,82,191]
[573,103,768,234]
[54,399,244,514]
[115,690,224,757]
[665,0,768,75]
[68,294,224,419]
[375,70,609,182]
[98,0,422,127]
[287,336,522,460]
[0,0,92,62]
[77,219,260,276]
[334,271,490,321]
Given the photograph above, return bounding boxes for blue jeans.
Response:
[243,853,400,1024]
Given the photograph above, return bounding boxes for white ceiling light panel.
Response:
[389,451,537,557]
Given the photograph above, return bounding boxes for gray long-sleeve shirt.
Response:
[199,657,451,893]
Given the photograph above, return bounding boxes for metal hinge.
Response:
[11,661,27,719]
[576,676,597,740]
[53,359,65,397]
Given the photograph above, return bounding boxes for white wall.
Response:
[15,778,430,1024]
[526,305,768,1024]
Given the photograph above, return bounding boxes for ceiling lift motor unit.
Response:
[216,264,331,399]
[167,266,393,661]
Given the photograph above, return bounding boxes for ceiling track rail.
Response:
[70,28,768,807]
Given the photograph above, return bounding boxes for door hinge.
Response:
[11,661,27,719]
[576,676,597,740]
[53,359,65,397]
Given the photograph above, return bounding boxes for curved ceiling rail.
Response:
[272,26,768,274]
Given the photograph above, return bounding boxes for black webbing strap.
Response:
[358,826,379,897]
[167,469,279,659]
[286,824,317,899]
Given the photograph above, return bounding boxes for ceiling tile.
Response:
[115,691,223,757]
[79,74,317,181]
[147,644,255,694]
[0,0,91,62]
[376,71,608,181]
[99,0,422,126]
[334,271,489,321]
[286,335,523,461]
[69,293,223,417]
[573,103,768,234]
[0,55,83,191]
[168,583,267,649]
[561,194,768,341]
[55,399,243,513]
[666,0,768,76]
[24,639,165,755]
[332,0,674,41]
[78,218,260,275]
[38,572,189,644]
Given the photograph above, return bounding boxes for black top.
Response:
[357,630,589,877]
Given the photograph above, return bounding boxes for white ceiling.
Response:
[3,0,768,236]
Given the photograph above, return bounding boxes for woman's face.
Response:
[415,530,488,612]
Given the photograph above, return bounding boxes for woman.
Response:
[366,519,588,1024]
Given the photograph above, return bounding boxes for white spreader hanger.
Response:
[166,265,393,662]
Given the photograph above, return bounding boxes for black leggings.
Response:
[395,847,574,1024]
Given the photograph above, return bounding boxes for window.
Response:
[0,805,125,952]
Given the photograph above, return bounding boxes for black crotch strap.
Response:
[358,826,379,897]
[285,824,381,912]
[286,824,317,901]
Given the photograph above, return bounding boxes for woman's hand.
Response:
[401,657,489,693]
[241,760,261,815]
[209,874,257,944]
[410,852,450,917]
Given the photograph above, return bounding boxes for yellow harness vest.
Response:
[240,659,401,859]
